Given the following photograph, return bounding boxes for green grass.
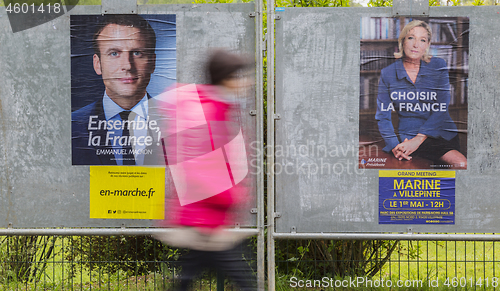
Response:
[3,239,500,290]
[0,236,226,290]
[278,274,500,290]
[1,275,172,290]
[380,240,500,282]
[276,240,500,290]
[1,273,234,291]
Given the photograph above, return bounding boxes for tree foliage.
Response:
[368,0,392,7]
[277,0,349,7]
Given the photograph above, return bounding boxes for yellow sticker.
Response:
[90,166,165,219]
[379,170,455,178]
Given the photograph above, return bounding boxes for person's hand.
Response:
[392,146,412,161]
[392,134,427,160]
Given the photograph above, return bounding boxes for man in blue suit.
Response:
[72,15,163,165]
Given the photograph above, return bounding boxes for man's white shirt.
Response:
[102,92,149,165]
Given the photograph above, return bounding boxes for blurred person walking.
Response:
[155,49,256,291]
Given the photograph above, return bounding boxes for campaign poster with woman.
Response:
[359,17,469,170]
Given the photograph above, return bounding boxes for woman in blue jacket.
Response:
[375,20,467,169]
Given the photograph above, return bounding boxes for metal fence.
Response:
[4,235,500,290]
[0,235,257,290]
[275,238,500,290]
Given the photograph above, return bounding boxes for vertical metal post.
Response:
[217,270,224,291]
[254,0,266,289]
[266,0,276,289]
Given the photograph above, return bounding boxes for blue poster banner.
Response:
[379,170,455,224]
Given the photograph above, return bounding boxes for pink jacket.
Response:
[157,84,249,231]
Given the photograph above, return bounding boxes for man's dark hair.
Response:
[93,14,156,57]
[207,50,252,85]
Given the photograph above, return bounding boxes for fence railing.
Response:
[275,238,500,291]
[0,234,256,291]
[3,234,500,290]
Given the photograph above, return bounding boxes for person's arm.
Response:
[375,69,400,153]
[417,58,452,138]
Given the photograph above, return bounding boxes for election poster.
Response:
[379,170,455,224]
[89,166,166,219]
[71,14,176,166]
[359,17,468,170]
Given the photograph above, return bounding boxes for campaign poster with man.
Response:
[359,17,468,170]
[71,14,176,166]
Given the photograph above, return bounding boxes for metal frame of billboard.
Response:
[3,0,500,290]
[0,0,265,289]
[0,2,260,228]
[268,0,500,290]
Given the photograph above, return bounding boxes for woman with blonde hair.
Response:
[375,20,467,169]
